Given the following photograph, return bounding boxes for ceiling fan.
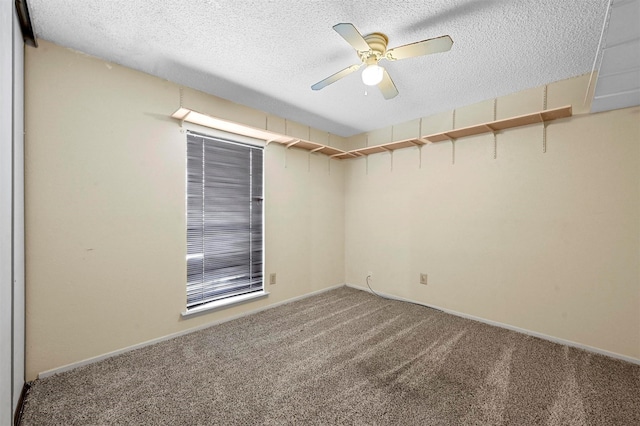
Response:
[311,23,453,100]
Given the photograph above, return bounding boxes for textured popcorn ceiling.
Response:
[28,0,607,137]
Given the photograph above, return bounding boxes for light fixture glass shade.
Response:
[361,64,384,86]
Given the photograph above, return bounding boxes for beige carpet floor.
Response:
[21,286,640,425]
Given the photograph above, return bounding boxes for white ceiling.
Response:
[28,0,608,137]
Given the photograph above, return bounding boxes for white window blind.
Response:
[186,131,263,310]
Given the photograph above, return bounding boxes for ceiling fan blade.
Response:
[333,23,371,52]
[378,68,398,100]
[386,35,453,61]
[311,64,362,91]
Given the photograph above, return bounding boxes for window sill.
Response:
[181,290,269,318]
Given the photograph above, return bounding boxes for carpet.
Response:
[20,286,640,425]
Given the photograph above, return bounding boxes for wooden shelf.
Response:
[171,107,348,158]
[282,138,344,156]
[425,105,572,142]
[332,137,428,159]
[331,106,571,160]
[173,105,573,162]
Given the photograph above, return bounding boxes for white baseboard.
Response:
[38,284,345,379]
[346,283,640,366]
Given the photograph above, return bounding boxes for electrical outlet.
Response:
[420,273,428,285]
[269,273,277,285]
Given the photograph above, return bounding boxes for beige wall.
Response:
[344,75,640,360]
[24,41,345,380]
[25,40,640,380]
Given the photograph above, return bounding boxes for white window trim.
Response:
[181,290,269,318]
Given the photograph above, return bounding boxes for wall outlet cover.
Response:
[420,273,428,285]
[269,273,276,285]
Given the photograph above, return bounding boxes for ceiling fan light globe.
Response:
[362,64,384,86]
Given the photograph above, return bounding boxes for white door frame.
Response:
[1,1,25,424]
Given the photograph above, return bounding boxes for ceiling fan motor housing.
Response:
[361,32,388,63]
[311,23,451,99]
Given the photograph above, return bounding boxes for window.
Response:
[186,131,264,311]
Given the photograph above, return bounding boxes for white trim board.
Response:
[345,283,640,366]
[38,284,344,379]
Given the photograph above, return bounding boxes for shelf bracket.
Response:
[179,110,191,128]
[451,138,457,165]
[494,133,498,159]
[286,139,301,149]
[310,146,324,153]
[492,98,498,159]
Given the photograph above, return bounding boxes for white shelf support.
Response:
[493,98,498,160]
[451,138,457,165]
[286,139,301,149]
